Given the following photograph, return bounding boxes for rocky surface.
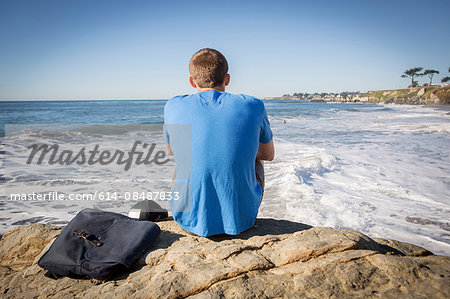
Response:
[1,219,449,298]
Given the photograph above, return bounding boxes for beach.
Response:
[1,100,449,255]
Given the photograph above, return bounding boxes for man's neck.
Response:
[196,86,225,92]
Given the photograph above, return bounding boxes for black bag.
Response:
[38,208,160,280]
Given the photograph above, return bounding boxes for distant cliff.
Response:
[365,85,450,105]
[269,85,450,105]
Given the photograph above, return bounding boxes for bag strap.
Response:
[73,231,103,247]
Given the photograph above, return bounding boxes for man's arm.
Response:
[166,144,174,156]
[256,139,274,161]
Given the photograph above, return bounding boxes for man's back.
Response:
[164,89,272,236]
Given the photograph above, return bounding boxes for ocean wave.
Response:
[260,146,377,233]
[6,123,163,138]
[370,122,450,133]
[73,123,163,136]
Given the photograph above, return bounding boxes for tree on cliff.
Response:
[401,67,423,87]
[442,67,450,84]
[424,69,439,85]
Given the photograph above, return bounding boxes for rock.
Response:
[418,87,426,96]
[0,223,61,271]
[384,98,395,104]
[0,219,449,298]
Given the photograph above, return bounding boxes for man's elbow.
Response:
[264,151,275,161]
[257,140,275,161]
[258,150,275,161]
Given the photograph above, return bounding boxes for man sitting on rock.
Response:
[164,48,274,236]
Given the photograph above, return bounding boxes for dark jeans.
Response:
[255,159,265,199]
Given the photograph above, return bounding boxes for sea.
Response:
[1,99,449,256]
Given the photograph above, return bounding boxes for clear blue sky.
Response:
[1,0,449,100]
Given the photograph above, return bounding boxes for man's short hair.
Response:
[189,48,228,88]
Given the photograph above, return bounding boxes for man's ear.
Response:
[224,74,230,86]
[189,76,197,88]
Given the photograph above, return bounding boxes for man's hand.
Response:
[256,139,274,161]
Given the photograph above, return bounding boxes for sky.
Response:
[0,0,449,100]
